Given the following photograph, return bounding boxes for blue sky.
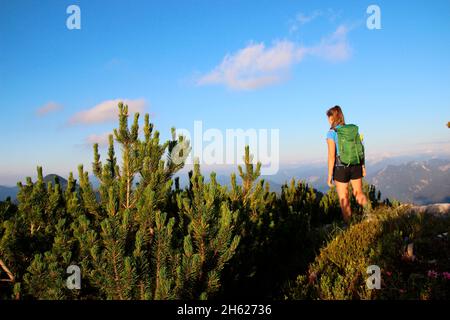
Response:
[1,0,450,185]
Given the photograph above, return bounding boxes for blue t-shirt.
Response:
[326,125,342,156]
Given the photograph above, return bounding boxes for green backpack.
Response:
[335,124,365,166]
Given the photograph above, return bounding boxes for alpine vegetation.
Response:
[0,103,448,300]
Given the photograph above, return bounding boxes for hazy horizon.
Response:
[1,151,449,187]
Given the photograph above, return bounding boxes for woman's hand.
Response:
[362,165,366,177]
[327,175,334,188]
[326,139,336,189]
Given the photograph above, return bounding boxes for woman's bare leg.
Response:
[335,181,351,223]
[350,178,368,207]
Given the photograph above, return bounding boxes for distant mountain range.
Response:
[268,158,450,205]
[0,185,18,201]
[369,159,450,204]
[274,158,450,205]
[1,158,449,205]
[0,174,68,201]
[43,174,69,188]
[156,157,450,205]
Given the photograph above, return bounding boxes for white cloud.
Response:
[289,9,342,33]
[85,132,112,147]
[197,41,306,90]
[69,98,146,125]
[36,102,63,116]
[297,11,322,24]
[197,25,351,90]
[289,10,323,32]
[307,25,352,62]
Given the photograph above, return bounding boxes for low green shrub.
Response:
[284,206,450,300]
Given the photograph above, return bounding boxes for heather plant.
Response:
[284,205,450,300]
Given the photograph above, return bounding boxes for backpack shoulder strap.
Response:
[331,127,343,166]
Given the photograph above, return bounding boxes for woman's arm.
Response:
[360,134,366,177]
[327,139,336,187]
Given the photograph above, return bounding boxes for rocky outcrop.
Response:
[405,203,450,217]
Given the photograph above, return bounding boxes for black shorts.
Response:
[333,164,363,183]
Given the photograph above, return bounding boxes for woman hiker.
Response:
[326,105,369,223]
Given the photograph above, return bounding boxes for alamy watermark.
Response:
[66,5,81,30]
[173,121,280,175]
[366,265,381,290]
[66,265,81,290]
[367,4,382,30]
